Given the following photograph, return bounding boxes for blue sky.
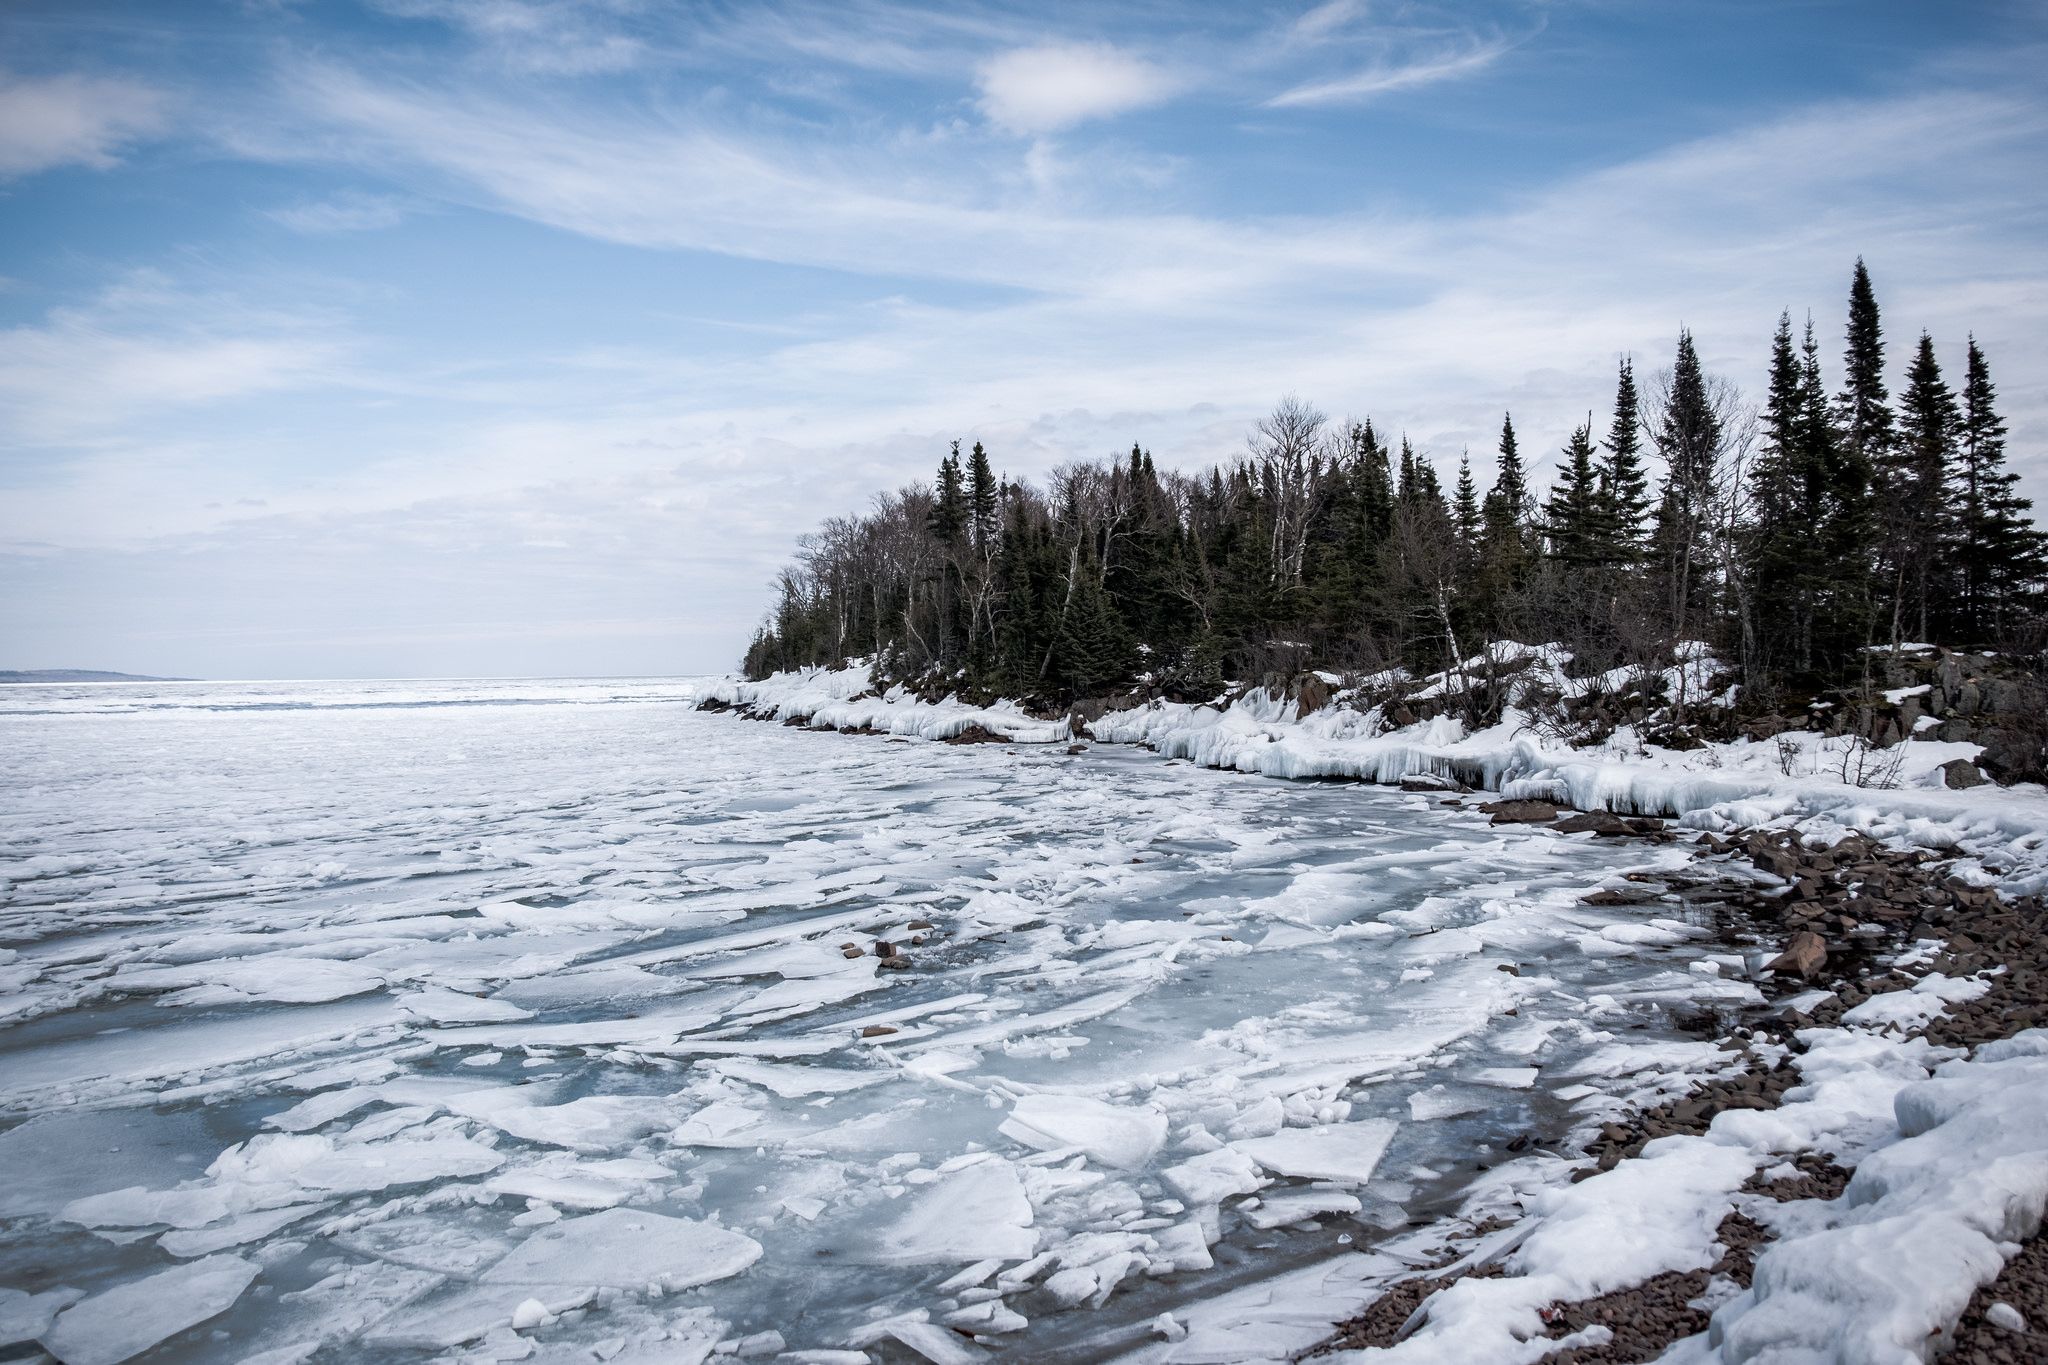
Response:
[3,0,2045,679]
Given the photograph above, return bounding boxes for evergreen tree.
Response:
[967,441,999,552]
[1837,259,1895,473]
[1890,332,1961,643]
[1951,337,2045,640]
[1452,451,1481,552]
[1802,316,1872,667]
[1543,420,1602,569]
[1649,329,1722,639]
[1746,314,1807,669]
[1594,360,1651,565]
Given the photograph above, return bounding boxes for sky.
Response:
[2,1,2046,680]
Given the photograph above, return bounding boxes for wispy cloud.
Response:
[0,71,166,177]
[976,42,1181,135]
[0,274,351,443]
[267,190,414,233]
[1265,31,1514,107]
[368,0,648,75]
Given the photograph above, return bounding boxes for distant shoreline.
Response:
[0,670,192,684]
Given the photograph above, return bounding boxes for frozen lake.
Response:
[0,678,1751,1363]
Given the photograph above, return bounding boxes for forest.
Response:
[742,262,2046,715]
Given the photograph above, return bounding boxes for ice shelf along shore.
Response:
[703,657,2048,896]
[0,673,2042,1364]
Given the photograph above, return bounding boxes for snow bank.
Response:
[698,664,1072,744]
[1084,686,2048,892]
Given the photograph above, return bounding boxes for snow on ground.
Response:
[0,676,1778,1362]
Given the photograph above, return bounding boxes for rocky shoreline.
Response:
[1311,821,2048,1363]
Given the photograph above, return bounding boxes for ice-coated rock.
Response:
[41,1256,259,1365]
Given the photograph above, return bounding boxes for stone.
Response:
[860,1025,897,1038]
[1766,931,1828,980]
[1939,758,1985,789]
[1480,798,1563,825]
[1552,810,1633,836]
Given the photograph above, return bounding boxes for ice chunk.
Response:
[159,1202,326,1257]
[1470,1066,1540,1089]
[1161,1148,1266,1206]
[1407,1085,1489,1121]
[481,1207,762,1290]
[0,1287,83,1348]
[1238,1189,1362,1229]
[704,1058,890,1097]
[847,1159,1036,1264]
[1232,1120,1397,1184]
[447,1089,677,1153]
[394,986,534,1024]
[999,1094,1167,1170]
[363,1285,594,1350]
[42,1255,259,1365]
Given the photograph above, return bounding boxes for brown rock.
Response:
[907,919,934,930]
[1552,810,1633,836]
[840,946,865,959]
[1481,798,1564,825]
[860,1025,898,1038]
[878,955,911,971]
[1766,930,1829,980]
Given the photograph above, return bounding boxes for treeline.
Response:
[744,262,2046,708]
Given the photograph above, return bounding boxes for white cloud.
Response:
[0,276,351,443]
[976,42,1179,134]
[0,72,166,177]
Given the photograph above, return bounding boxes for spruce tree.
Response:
[967,441,998,552]
[1951,337,2044,640]
[1595,360,1651,565]
[1746,314,1807,668]
[1837,259,1895,473]
[1649,329,1722,639]
[1543,420,1601,569]
[1452,451,1481,552]
[1891,332,1961,643]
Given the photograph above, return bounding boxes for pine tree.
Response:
[1837,259,1895,473]
[1649,329,1722,639]
[1492,414,1528,521]
[1543,420,1602,569]
[1452,451,1481,552]
[1891,332,1961,643]
[1746,314,1807,669]
[1951,337,2045,640]
[1594,360,1650,565]
[1803,316,1872,667]
[967,441,998,552]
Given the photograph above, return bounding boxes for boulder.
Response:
[1766,931,1829,980]
[1939,758,1985,789]
[1480,798,1563,825]
[1552,810,1633,836]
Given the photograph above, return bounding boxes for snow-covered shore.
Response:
[702,664,2048,1364]
[706,662,2048,896]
